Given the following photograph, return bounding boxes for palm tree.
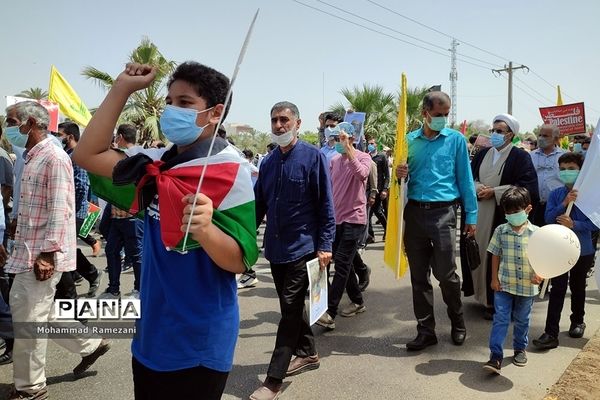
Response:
[82,37,176,143]
[330,84,430,148]
[16,87,48,100]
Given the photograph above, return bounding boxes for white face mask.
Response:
[270,129,295,147]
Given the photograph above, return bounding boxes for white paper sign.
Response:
[306,258,328,325]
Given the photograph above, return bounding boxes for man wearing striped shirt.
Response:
[4,101,109,400]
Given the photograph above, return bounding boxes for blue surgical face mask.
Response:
[506,210,528,227]
[367,144,376,153]
[573,143,583,153]
[537,137,549,149]
[559,169,579,185]
[5,124,30,148]
[335,143,346,154]
[426,113,447,131]
[490,132,506,148]
[159,104,213,146]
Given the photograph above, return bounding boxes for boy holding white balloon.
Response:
[533,152,597,350]
[483,187,542,374]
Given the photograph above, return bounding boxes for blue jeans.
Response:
[489,291,534,360]
[106,218,143,293]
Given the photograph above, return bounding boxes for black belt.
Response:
[407,199,459,209]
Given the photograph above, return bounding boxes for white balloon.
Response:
[527,224,581,279]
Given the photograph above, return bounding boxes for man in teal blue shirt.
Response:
[396,91,477,351]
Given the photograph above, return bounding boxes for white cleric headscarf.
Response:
[493,113,519,135]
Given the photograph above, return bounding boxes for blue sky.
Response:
[2,0,599,134]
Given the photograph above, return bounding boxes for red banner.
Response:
[539,102,586,136]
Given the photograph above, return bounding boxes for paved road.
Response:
[1,227,599,400]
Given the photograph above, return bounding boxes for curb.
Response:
[543,327,600,400]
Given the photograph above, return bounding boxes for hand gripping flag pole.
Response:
[180,9,260,253]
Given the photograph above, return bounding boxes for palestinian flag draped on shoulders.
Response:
[89,138,258,268]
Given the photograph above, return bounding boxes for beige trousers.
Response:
[10,271,101,393]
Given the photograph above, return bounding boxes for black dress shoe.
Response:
[358,266,371,292]
[532,333,559,350]
[483,307,495,321]
[569,323,586,338]
[451,328,466,345]
[406,333,438,351]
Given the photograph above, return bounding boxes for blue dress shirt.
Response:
[407,127,478,224]
[255,140,336,264]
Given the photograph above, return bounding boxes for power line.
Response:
[366,0,509,63]
[513,75,553,104]
[291,0,492,70]
[365,0,600,115]
[316,0,501,68]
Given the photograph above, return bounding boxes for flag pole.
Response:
[181,9,260,252]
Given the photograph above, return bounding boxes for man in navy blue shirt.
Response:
[396,91,477,351]
[252,101,336,400]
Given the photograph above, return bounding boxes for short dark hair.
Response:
[468,134,478,145]
[500,186,531,213]
[324,113,343,123]
[117,124,137,144]
[168,61,232,120]
[558,152,584,169]
[422,91,451,111]
[58,121,80,141]
[242,149,254,159]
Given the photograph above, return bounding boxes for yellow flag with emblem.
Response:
[556,85,570,149]
[384,73,409,279]
[48,65,92,126]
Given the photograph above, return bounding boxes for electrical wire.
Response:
[316,0,502,68]
[291,0,491,70]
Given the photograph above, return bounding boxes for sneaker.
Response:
[121,263,133,273]
[358,266,371,292]
[97,290,120,300]
[125,289,140,300]
[569,323,586,338]
[249,385,281,400]
[87,270,104,298]
[513,350,527,367]
[8,387,48,400]
[483,358,501,374]
[73,339,111,376]
[0,338,5,351]
[340,303,366,317]
[286,354,320,377]
[316,312,335,330]
[237,272,258,289]
[0,350,12,365]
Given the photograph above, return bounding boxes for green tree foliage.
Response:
[15,87,48,100]
[82,37,176,143]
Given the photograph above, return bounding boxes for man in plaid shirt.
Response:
[483,187,542,375]
[3,102,110,400]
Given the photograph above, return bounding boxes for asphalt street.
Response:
[1,226,599,400]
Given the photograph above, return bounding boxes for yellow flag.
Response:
[48,66,92,126]
[556,85,570,149]
[383,73,409,279]
[556,85,564,106]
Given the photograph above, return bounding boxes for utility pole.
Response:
[492,62,529,114]
[449,38,458,126]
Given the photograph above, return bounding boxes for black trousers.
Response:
[404,203,464,336]
[267,253,316,380]
[328,223,365,318]
[544,254,594,337]
[368,196,387,237]
[531,202,547,228]
[132,357,228,400]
